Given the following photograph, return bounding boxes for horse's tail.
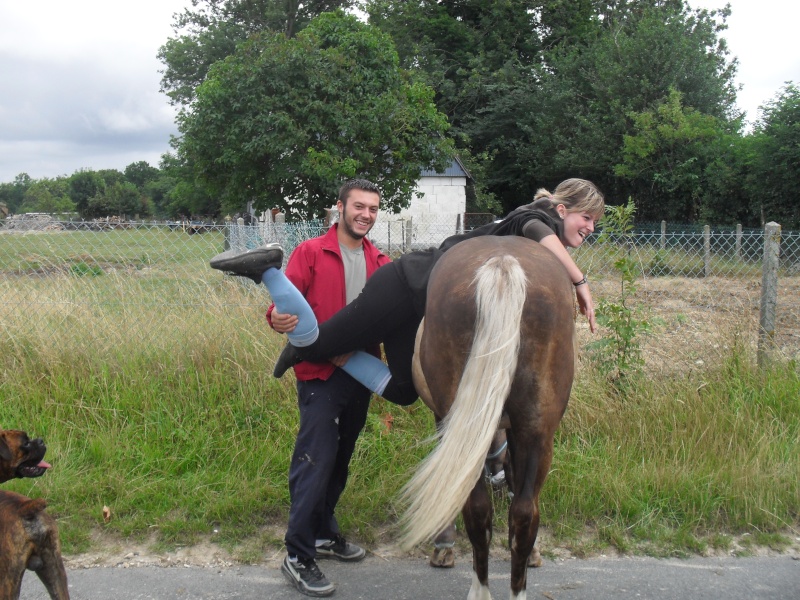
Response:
[399,254,527,550]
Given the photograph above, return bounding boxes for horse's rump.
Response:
[402,235,575,550]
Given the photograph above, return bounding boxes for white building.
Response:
[368,157,472,251]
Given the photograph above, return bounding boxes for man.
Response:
[269,179,390,597]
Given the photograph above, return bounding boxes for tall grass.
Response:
[546,348,799,555]
[1,247,798,559]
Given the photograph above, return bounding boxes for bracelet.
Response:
[573,276,588,287]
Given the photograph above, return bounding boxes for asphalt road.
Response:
[20,554,800,599]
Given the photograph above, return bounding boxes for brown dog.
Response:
[0,429,69,600]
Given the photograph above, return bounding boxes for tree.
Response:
[748,84,800,227]
[69,170,106,218]
[19,178,75,214]
[159,0,356,106]
[0,173,33,214]
[124,161,160,190]
[520,0,740,206]
[367,1,740,214]
[366,1,545,211]
[86,182,143,219]
[175,11,453,218]
[614,89,725,222]
[157,152,218,218]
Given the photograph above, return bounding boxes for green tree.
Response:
[124,161,160,190]
[614,89,725,222]
[0,173,33,214]
[521,0,739,207]
[96,169,126,188]
[748,83,800,227]
[159,0,356,106]
[367,1,739,214]
[69,170,106,218]
[86,182,143,219]
[366,1,545,210]
[175,11,453,218]
[588,199,654,381]
[157,153,218,218]
[20,178,75,214]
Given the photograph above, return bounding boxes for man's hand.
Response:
[271,309,299,334]
[329,352,354,367]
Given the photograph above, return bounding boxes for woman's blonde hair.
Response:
[535,178,605,218]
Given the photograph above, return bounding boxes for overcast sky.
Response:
[0,0,798,184]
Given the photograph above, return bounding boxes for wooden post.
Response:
[703,225,711,278]
[758,222,781,367]
[660,220,666,250]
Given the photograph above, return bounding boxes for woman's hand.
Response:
[575,283,597,333]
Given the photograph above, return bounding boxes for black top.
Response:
[396,199,564,316]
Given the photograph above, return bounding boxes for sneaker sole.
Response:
[281,563,336,597]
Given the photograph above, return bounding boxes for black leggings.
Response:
[296,262,421,406]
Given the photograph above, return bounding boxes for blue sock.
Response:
[341,351,392,395]
[261,268,319,346]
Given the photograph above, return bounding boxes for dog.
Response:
[0,429,70,600]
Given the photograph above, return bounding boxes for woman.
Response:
[211,178,604,405]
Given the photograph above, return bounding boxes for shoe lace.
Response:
[299,558,325,581]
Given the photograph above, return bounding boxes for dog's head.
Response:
[0,429,50,484]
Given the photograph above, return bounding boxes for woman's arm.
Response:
[537,234,597,333]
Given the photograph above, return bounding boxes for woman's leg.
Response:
[286,263,418,361]
[261,266,394,393]
[210,244,397,393]
[261,268,319,346]
[273,264,419,395]
[377,318,422,406]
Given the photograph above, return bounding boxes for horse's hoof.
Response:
[429,546,455,568]
[528,546,542,568]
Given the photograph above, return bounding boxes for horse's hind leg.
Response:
[463,479,493,600]
[508,437,554,599]
[430,522,456,568]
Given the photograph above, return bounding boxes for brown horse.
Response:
[405,236,575,599]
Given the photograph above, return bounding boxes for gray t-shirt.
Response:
[339,243,367,304]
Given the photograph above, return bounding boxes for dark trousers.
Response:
[284,369,371,560]
[297,262,421,405]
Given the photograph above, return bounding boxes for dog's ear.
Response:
[0,435,12,462]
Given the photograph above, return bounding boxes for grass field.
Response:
[1,228,798,562]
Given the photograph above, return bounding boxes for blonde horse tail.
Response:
[399,254,527,550]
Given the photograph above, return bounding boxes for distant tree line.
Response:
[2,1,798,227]
[0,158,223,221]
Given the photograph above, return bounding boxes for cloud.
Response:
[1,0,796,183]
[0,0,185,182]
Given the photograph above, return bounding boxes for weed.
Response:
[588,199,655,380]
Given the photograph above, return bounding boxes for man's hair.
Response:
[338,179,381,205]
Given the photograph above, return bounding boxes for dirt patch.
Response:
[579,275,800,371]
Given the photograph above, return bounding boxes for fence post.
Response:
[403,217,413,252]
[660,220,666,250]
[758,222,781,367]
[703,225,711,277]
[735,224,742,260]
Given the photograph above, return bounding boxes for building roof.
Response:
[420,155,471,179]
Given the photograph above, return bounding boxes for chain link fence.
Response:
[2,214,799,374]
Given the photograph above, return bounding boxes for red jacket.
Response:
[266,223,391,381]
